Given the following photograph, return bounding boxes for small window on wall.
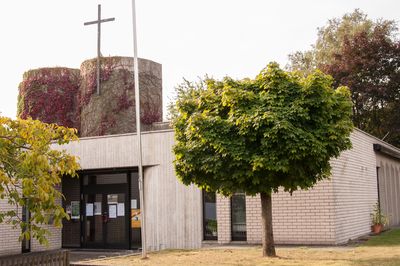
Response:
[21,203,30,253]
[231,192,246,241]
[203,191,217,240]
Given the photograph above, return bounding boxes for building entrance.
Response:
[82,192,128,248]
[82,173,129,249]
[62,169,141,250]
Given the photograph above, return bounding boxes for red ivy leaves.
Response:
[18,68,80,130]
[19,57,162,137]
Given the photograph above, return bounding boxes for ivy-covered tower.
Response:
[18,67,81,130]
[17,56,163,137]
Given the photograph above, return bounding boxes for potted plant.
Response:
[371,202,388,234]
[206,219,218,236]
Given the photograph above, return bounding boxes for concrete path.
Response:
[69,249,139,265]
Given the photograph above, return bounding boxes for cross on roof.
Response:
[84,4,115,95]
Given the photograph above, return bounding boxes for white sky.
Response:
[0,0,399,119]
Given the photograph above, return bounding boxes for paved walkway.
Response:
[69,249,140,265]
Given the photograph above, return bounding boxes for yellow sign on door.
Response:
[131,209,141,228]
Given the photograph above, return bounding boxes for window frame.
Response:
[202,191,218,241]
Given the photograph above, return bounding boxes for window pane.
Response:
[231,193,246,241]
[203,191,217,240]
[96,173,127,184]
[131,172,141,249]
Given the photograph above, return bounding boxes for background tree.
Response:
[170,63,353,256]
[288,9,400,146]
[0,117,80,245]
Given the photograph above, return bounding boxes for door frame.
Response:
[79,168,134,249]
[21,200,31,253]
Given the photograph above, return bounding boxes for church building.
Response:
[1,57,400,255]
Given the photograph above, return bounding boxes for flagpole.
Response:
[131,0,147,259]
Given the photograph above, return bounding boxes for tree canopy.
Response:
[0,117,80,245]
[171,63,353,256]
[288,9,400,146]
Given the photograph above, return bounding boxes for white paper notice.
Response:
[94,202,102,215]
[109,204,117,218]
[117,203,125,216]
[71,201,80,219]
[86,203,94,216]
[131,199,137,209]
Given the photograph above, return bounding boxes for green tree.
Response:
[170,63,353,256]
[0,116,80,245]
[288,9,400,145]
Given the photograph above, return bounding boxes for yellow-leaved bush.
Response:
[0,117,80,245]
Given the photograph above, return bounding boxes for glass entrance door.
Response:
[83,192,129,249]
[82,173,129,249]
[105,193,127,247]
[84,193,104,247]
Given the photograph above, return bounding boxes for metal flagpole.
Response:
[131,0,147,259]
[96,4,101,95]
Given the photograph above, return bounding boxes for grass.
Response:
[363,228,400,247]
[77,229,400,266]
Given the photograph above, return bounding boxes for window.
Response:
[203,191,217,240]
[21,201,30,253]
[231,192,246,241]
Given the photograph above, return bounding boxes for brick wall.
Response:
[332,130,379,244]
[0,199,21,256]
[245,195,262,244]
[0,189,63,256]
[30,195,62,252]
[272,180,336,245]
[216,174,336,245]
[242,180,336,245]
[216,195,231,244]
[215,129,386,245]
[30,224,62,252]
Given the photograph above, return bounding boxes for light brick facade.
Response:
[0,199,22,256]
[30,191,63,252]
[331,129,378,244]
[245,195,262,244]
[2,129,400,255]
[215,129,400,245]
[216,195,231,244]
[0,188,62,256]
[217,180,336,245]
[30,225,62,252]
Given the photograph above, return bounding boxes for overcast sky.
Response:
[0,0,399,119]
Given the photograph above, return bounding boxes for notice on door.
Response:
[131,199,137,209]
[117,203,125,216]
[94,202,102,215]
[109,204,117,218]
[71,201,80,219]
[86,203,94,216]
[131,209,141,228]
[107,194,118,204]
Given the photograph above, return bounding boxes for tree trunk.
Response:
[260,192,276,257]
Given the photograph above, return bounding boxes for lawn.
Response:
[76,229,400,266]
[363,228,400,247]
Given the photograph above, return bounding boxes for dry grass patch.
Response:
[75,246,400,266]
[76,229,400,266]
